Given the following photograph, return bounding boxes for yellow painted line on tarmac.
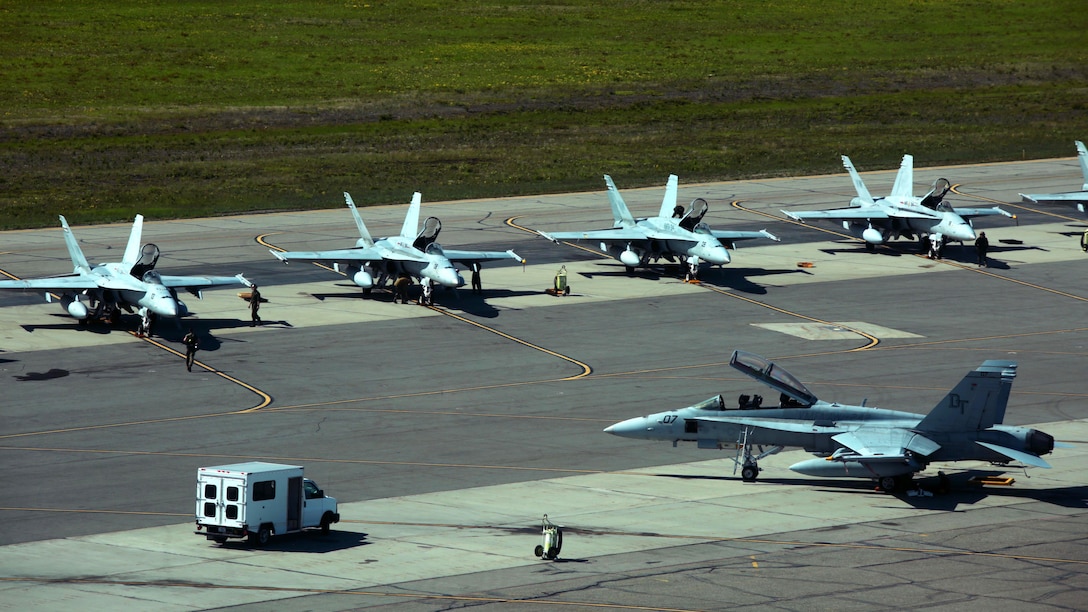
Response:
[135,334,272,412]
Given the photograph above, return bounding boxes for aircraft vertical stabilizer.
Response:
[889,155,914,199]
[841,156,875,205]
[59,216,91,273]
[604,174,637,228]
[121,214,145,270]
[400,192,422,239]
[657,174,680,218]
[1076,140,1088,191]
[917,360,1016,432]
[344,193,375,247]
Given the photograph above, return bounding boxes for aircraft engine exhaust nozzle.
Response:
[1029,429,1055,456]
[352,270,374,289]
[619,249,640,267]
[861,228,884,244]
[60,295,88,319]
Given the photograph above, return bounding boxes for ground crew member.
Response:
[249,285,262,326]
[471,263,482,293]
[420,277,433,305]
[182,328,199,372]
[975,231,989,267]
[393,274,411,304]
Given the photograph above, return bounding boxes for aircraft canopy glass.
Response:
[729,350,817,407]
[425,242,445,256]
[692,395,725,411]
[141,270,164,285]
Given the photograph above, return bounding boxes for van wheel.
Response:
[253,526,272,546]
[320,513,333,535]
[213,536,228,544]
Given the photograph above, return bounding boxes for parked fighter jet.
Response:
[0,215,249,324]
[784,155,1014,252]
[1019,140,1088,215]
[537,174,778,279]
[271,192,524,291]
[605,350,1059,492]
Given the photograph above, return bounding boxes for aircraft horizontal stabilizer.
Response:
[976,441,1051,468]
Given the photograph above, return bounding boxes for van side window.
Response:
[203,484,216,499]
[253,480,275,501]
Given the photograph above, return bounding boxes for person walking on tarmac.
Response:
[393,274,411,304]
[182,328,199,372]
[249,285,262,326]
[975,231,990,267]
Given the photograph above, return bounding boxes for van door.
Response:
[197,473,246,529]
[287,476,302,532]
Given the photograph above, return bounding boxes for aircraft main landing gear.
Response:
[878,474,913,493]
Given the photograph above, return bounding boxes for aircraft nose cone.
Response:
[434,268,464,288]
[948,223,975,241]
[604,416,652,438]
[704,246,730,265]
[152,298,179,318]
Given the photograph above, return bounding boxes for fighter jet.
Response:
[783,155,1014,252]
[537,174,778,279]
[0,215,249,324]
[271,192,524,291]
[604,350,1059,492]
[1019,140,1088,215]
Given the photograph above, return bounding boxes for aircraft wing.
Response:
[157,274,249,289]
[950,206,1015,219]
[0,275,99,292]
[1020,192,1088,203]
[783,208,932,222]
[707,229,779,245]
[539,228,651,243]
[832,430,941,461]
[442,249,525,264]
[271,247,409,264]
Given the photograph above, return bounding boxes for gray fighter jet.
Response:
[0,215,248,324]
[537,174,777,279]
[605,350,1059,492]
[784,154,1014,252]
[272,192,524,291]
[1019,140,1088,215]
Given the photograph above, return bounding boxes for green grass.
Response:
[1,1,1086,228]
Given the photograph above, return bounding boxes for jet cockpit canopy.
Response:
[729,350,818,407]
[678,198,709,231]
[425,241,445,256]
[414,216,442,250]
[920,178,951,209]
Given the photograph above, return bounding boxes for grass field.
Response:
[1,1,1085,228]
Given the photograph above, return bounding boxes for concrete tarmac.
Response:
[0,157,1086,610]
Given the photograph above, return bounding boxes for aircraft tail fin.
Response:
[121,214,145,270]
[400,192,422,239]
[59,216,91,273]
[604,175,636,228]
[657,174,680,219]
[1076,140,1088,191]
[917,360,1017,433]
[344,192,375,247]
[842,155,875,205]
[889,154,914,199]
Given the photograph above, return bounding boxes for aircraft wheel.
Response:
[741,464,758,482]
[865,242,876,253]
[624,266,635,275]
[534,544,544,558]
[546,547,558,560]
[362,288,372,295]
[878,476,899,492]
